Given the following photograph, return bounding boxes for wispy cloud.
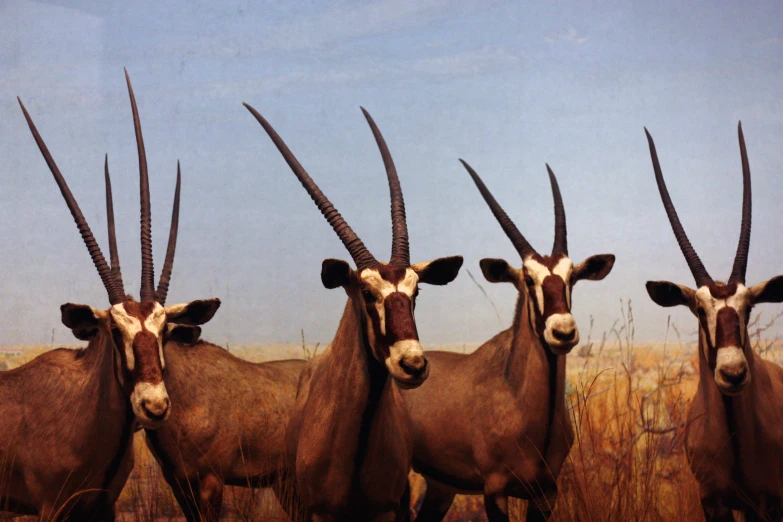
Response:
[409,46,522,77]
[200,45,523,99]
[545,25,589,45]
[157,0,500,58]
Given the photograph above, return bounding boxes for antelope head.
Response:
[19,70,220,428]
[645,124,783,396]
[461,160,614,356]
[245,104,463,389]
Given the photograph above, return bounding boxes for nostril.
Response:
[720,367,748,386]
[400,356,428,378]
[553,328,576,342]
[141,399,169,421]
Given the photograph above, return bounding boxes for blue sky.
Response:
[1,1,782,346]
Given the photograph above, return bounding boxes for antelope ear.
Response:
[61,303,105,330]
[645,281,695,308]
[479,258,518,284]
[321,258,353,289]
[165,298,221,326]
[573,254,615,284]
[750,275,783,304]
[412,256,463,286]
[166,324,202,345]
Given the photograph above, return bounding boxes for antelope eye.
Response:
[413,287,420,298]
[696,307,706,317]
[362,290,376,303]
[525,276,534,286]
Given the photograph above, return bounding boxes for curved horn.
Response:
[645,128,714,288]
[360,107,409,266]
[460,159,537,258]
[105,154,126,296]
[546,164,567,256]
[243,103,378,271]
[729,122,751,284]
[125,69,156,301]
[156,162,181,305]
[18,98,125,305]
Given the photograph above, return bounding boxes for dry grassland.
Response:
[2,302,782,521]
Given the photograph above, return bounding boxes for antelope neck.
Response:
[506,290,561,454]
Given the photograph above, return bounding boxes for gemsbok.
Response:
[244,103,464,521]
[143,335,306,520]
[1,71,220,520]
[403,160,615,522]
[645,124,783,521]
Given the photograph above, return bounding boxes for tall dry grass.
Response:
[2,304,782,520]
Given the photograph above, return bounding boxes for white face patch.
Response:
[109,302,168,372]
[551,258,574,308]
[130,381,171,428]
[110,304,141,371]
[521,257,579,352]
[144,303,167,370]
[693,284,752,393]
[359,268,420,337]
[694,284,751,355]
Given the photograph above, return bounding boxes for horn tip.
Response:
[360,106,375,126]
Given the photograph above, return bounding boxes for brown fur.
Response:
[287,296,415,521]
[402,278,573,522]
[384,293,419,345]
[686,315,783,520]
[143,340,305,522]
[0,328,133,520]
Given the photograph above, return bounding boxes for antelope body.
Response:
[645,124,783,521]
[0,72,219,520]
[244,104,463,521]
[404,161,614,522]
[143,341,305,521]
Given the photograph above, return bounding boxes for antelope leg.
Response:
[413,479,455,521]
[484,493,510,522]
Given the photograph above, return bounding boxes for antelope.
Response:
[142,338,306,521]
[244,103,464,521]
[644,124,783,521]
[402,160,615,522]
[1,71,220,520]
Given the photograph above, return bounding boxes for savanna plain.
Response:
[2,300,780,521]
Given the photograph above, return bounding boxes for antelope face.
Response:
[321,256,463,389]
[61,298,221,428]
[481,253,615,355]
[647,278,783,395]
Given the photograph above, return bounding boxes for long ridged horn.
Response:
[645,128,714,288]
[460,159,537,258]
[244,103,378,270]
[547,164,567,256]
[105,154,126,296]
[125,69,156,301]
[156,162,181,305]
[360,107,409,266]
[18,98,125,305]
[729,122,751,284]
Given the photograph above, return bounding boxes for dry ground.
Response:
[2,304,782,520]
